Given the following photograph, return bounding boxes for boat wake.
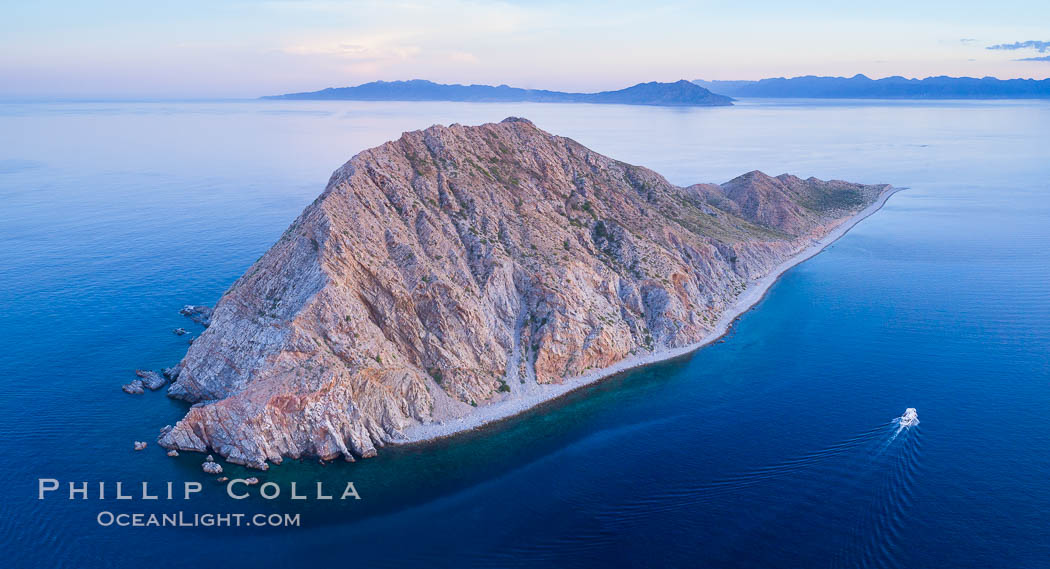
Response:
[587,408,924,568]
[881,407,920,449]
[835,408,923,569]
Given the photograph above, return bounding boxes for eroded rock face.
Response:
[159,118,887,468]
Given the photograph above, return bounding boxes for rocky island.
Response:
[158,118,895,469]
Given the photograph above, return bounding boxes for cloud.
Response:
[987,40,1050,53]
[1017,55,1050,62]
[959,38,977,44]
[448,52,479,64]
[283,40,421,61]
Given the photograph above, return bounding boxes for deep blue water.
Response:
[1,99,1048,568]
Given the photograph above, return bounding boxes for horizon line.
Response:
[5,73,1050,103]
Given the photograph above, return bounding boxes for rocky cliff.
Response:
[159,117,888,468]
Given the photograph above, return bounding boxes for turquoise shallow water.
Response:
[1,99,1049,567]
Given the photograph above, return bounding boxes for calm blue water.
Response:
[2,99,1049,568]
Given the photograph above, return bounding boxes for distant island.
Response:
[694,74,1050,99]
[263,79,733,107]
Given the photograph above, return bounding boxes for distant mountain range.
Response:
[694,75,1050,99]
[263,79,733,106]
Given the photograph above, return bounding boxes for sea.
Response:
[1,98,1048,568]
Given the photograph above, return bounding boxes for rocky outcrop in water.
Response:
[136,370,167,390]
[158,118,887,469]
[202,455,222,474]
[179,305,213,327]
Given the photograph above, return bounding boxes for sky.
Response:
[2,0,1049,99]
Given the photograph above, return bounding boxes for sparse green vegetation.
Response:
[593,219,609,240]
[801,187,864,212]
